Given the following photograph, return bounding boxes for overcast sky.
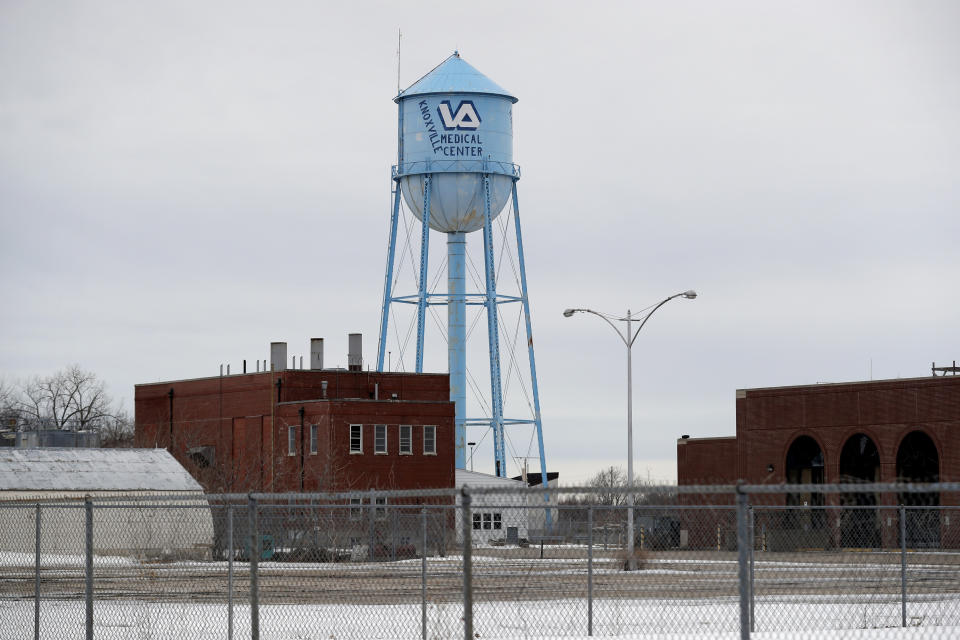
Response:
[1,1,957,484]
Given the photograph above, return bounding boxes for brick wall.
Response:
[135,370,455,494]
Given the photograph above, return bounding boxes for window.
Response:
[375,496,387,520]
[399,425,412,455]
[350,497,363,520]
[423,425,436,455]
[374,424,387,454]
[288,425,296,456]
[473,512,501,531]
[350,424,362,453]
[309,424,318,455]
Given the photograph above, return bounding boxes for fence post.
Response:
[749,506,755,633]
[85,497,93,640]
[392,506,398,562]
[461,488,473,640]
[227,504,234,640]
[900,504,907,628]
[421,506,427,640]
[368,490,376,562]
[248,494,259,640]
[587,507,593,637]
[735,484,750,640]
[34,503,40,640]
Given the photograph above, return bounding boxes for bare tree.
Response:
[16,365,121,432]
[0,377,20,429]
[587,465,629,506]
[99,410,135,447]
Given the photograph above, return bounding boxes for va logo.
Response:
[436,100,481,130]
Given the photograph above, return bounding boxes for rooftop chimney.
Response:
[311,338,324,370]
[348,333,362,372]
[270,342,287,372]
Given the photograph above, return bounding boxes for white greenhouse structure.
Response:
[0,448,213,560]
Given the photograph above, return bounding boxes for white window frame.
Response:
[374,424,387,455]
[482,513,492,530]
[399,424,412,455]
[287,425,296,456]
[349,424,362,454]
[423,425,436,455]
[472,513,481,530]
[493,513,502,530]
[309,424,318,455]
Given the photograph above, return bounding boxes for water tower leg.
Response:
[511,182,552,530]
[377,180,403,372]
[415,175,432,373]
[481,175,506,477]
[448,232,467,469]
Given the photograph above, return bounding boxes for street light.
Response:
[468,442,477,472]
[563,290,697,570]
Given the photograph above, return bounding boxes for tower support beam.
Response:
[377,182,402,372]
[448,232,467,468]
[482,175,506,477]
[415,175,432,373]
[512,183,552,527]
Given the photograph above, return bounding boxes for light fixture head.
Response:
[562,309,576,317]
[682,290,697,299]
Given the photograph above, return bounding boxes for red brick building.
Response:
[677,375,960,548]
[135,369,456,495]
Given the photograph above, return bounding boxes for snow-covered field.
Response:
[2,550,959,639]
[1,595,959,639]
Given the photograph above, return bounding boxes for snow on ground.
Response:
[1,596,958,639]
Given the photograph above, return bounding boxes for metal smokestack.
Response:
[310,339,324,370]
[348,334,362,372]
[270,342,287,372]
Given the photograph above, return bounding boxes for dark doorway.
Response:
[783,436,826,544]
[897,431,940,548]
[838,434,881,548]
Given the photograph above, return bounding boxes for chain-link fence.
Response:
[1,483,958,639]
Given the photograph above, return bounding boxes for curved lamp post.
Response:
[563,290,697,570]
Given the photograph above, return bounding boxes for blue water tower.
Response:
[377,52,547,482]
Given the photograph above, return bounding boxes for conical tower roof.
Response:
[395,52,517,104]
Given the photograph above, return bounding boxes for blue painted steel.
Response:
[377,184,403,372]
[380,53,549,480]
[398,93,514,233]
[415,175,432,373]
[482,175,506,477]
[448,232,467,468]
[512,182,552,529]
[395,52,517,104]
[396,53,515,234]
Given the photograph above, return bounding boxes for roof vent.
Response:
[270,342,287,372]
[348,334,362,372]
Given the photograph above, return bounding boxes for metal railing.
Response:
[1,483,958,639]
[392,159,520,179]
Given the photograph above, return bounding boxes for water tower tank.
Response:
[395,52,518,233]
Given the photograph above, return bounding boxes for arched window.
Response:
[784,436,825,533]
[838,433,880,548]
[897,431,940,548]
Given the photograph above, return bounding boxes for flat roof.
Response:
[736,374,954,395]
[136,369,448,388]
